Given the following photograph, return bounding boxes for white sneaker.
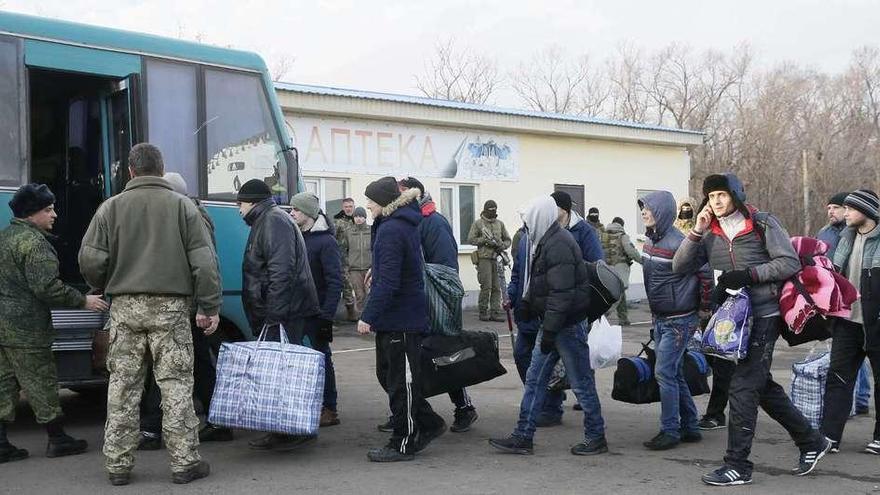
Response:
[865,439,880,455]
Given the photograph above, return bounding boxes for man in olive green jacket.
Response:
[0,184,108,464]
[467,200,511,321]
[340,207,372,317]
[79,143,221,486]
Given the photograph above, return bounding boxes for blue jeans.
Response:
[654,313,699,437]
[856,359,872,409]
[513,322,605,441]
[513,328,565,418]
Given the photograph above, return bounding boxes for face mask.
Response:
[679,209,694,220]
[587,214,599,222]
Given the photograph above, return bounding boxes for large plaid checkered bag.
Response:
[424,262,465,336]
[790,348,830,429]
[208,325,325,435]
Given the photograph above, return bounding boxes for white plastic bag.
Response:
[589,316,622,369]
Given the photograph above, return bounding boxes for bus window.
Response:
[146,60,199,194]
[0,37,23,186]
[204,69,286,202]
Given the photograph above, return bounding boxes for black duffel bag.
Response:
[420,330,507,398]
[612,341,711,404]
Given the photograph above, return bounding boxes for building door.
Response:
[554,183,584,218]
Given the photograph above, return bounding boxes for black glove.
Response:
[540,331,557,354]
[711,285,730,307]
[514,301,532,322]
[718,269,753,290]
[317,319,334,343]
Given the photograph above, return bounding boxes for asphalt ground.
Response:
[3,302,880,494]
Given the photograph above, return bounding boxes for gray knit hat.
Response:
[290,192,321,220]
[354,206,367,218]
[843,189,879,222]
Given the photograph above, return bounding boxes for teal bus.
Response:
[0,11,299,391]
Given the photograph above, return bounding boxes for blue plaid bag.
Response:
[209,325,325,436]
[790,347,830,430]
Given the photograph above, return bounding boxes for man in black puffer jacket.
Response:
[237,179,321,451]
[489,196,607,457]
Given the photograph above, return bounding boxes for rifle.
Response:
[495,252,515,355]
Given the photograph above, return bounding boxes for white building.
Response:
[275,83,704,300]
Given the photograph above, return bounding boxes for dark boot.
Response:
[0,443,29,464]
[376,417,394,433]
[248,433,315,451]
[108,472,131,486]
[172,461,210,484]
[367,445,414,462]
[198,425,233,442]
[488,435,534,455]
[46,433,88,458]
[320,407,340,427]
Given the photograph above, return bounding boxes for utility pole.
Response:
[802,149,810,235]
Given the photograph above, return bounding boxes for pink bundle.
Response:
[780,236,860,334]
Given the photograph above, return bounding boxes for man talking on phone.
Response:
[672,173,830,486]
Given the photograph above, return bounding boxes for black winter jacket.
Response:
[525,222,590,334]
[241,199,319,335]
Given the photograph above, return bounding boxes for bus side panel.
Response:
[204,203,254,337]
[24,39,140,77]
[0,191,13,226]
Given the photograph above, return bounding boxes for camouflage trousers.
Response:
[0,345,62,423]
[342,268,355,307]
[104,295,200,475]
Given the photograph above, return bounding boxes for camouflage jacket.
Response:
[0,219,86,347]
[467,215,511,259]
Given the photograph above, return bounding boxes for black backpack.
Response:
[584,260,626,322]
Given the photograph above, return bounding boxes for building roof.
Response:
[275,82,705,147]
[0,11,268,71]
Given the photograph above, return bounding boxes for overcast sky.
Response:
[4,0,878,106]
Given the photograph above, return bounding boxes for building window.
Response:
[635,189,659,235]
[439,183,477,247]
[303,177,349,215]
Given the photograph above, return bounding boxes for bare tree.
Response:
[271,55,296,82]
[510,45,608,115]
[606,42,651,122]
[414,38,502,105]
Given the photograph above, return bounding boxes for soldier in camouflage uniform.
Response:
[79,144,221,486]
[467,200,511,321]
[0,184,108,464]
[333,198,358,321]
[587,207,605,236]
[602,217,641,326]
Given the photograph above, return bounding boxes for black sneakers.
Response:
[46,434,88,458]
[643,432,680,451]
[415,419,447,452]
[367,446,414,462]
[792,438,832,476]
[488,435,534,455]
[570,437,608,456]
[450,408,479,433]
[697,415,726,430]
[0,443,28,464]
[702,466,752,486]
[171,461,210,484]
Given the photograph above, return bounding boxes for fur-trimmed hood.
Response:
[380,188,421,220]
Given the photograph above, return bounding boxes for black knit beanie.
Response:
[365,176,401,207]
[237,179,272,202]
[398,176,425,199]
[9,183,55,218]
[828,192,849,207]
